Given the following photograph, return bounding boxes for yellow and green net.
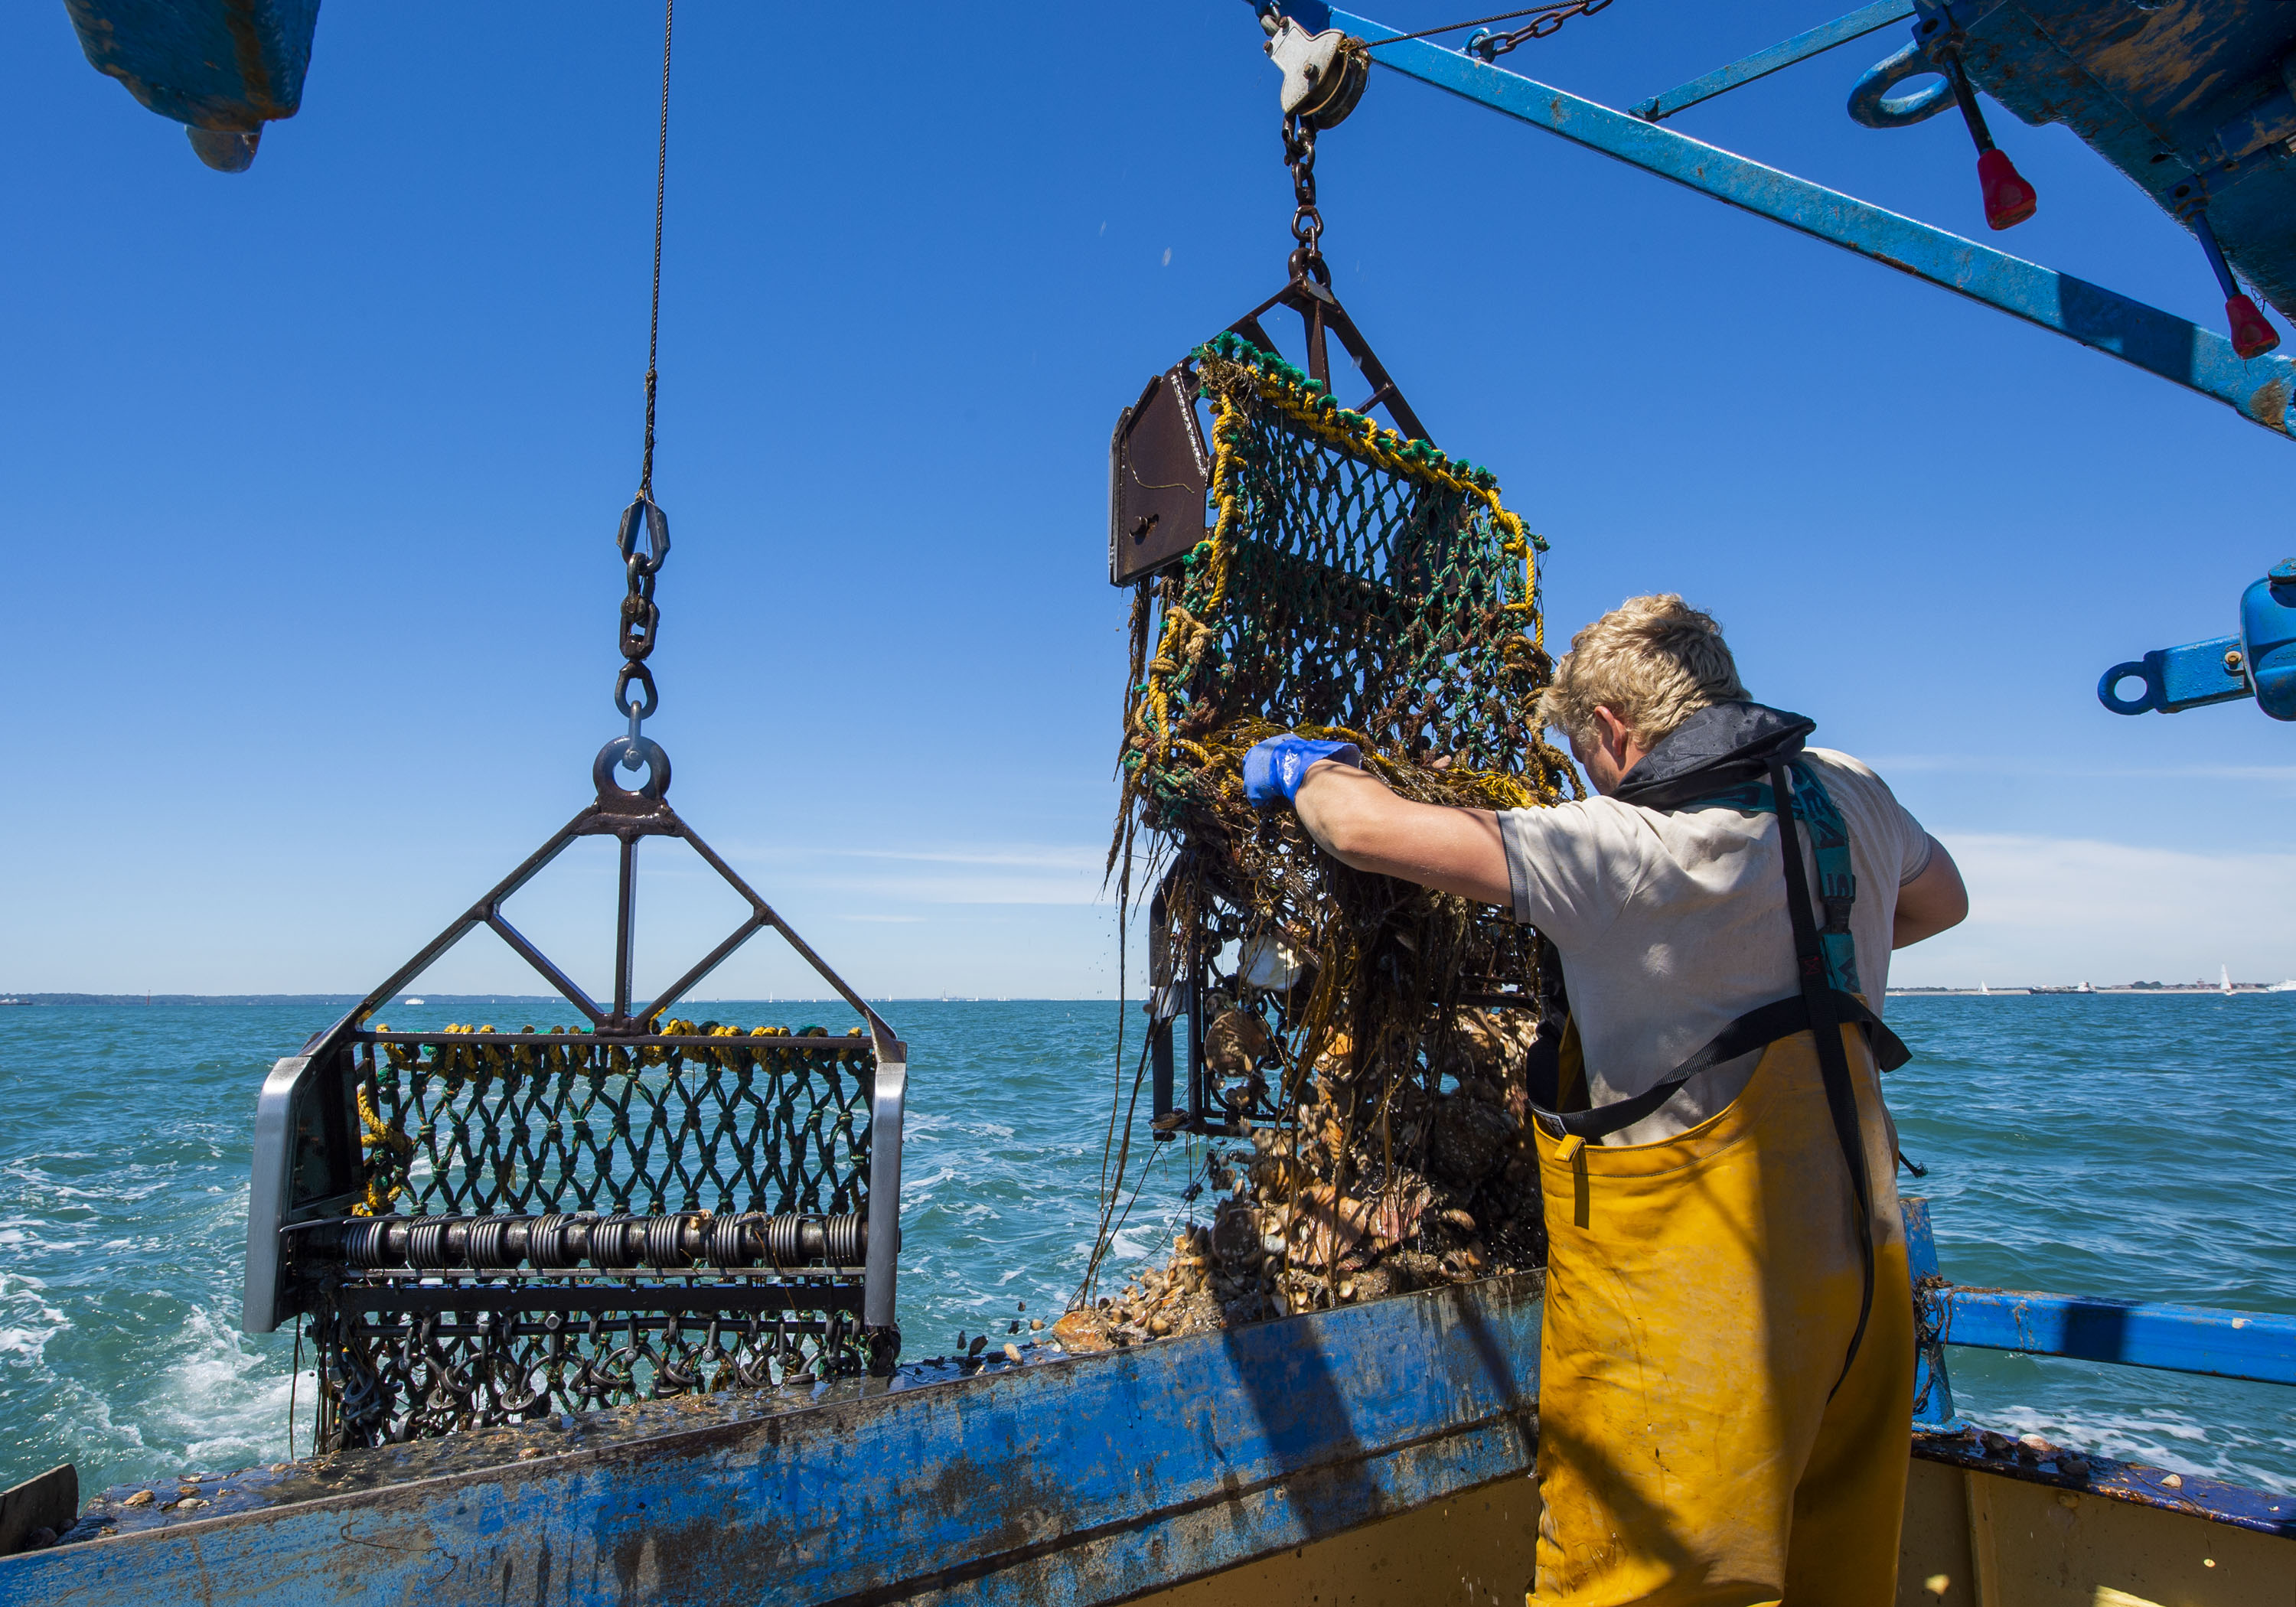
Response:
[1097,330,1576,1336]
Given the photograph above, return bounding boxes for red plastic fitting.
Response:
[2226,294,2281,360]
[1977,148,2037,230]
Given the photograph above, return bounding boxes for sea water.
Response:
[2,994,2291,1498]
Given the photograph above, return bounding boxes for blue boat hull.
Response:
[2,1278,1541,1605]
[7,1254,2294,1604]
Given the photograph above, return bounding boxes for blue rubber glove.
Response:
[1241,735,1362,808]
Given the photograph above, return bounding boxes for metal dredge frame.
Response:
[243,757,910,1439]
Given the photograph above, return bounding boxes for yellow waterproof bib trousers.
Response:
[1529,1022,1913,1606]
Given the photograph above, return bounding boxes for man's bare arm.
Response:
[1290,761,1513,907]
[1893,836,1968,948]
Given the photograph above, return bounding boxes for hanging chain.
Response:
[609,0,676,790]
[1283,112,1328,285]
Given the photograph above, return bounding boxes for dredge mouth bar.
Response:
[290,1210,870,1276]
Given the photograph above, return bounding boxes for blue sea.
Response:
[2,994,2291,1499]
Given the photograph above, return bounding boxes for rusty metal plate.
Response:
[1109,365,1211,586]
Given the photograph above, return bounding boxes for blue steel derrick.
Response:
[1280,2,2296,725]
[1290,2,2296,445]
[1637,1,1916,125]
[1863,1,2296,344]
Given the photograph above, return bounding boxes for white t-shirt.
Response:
[1499,747,1932,1145]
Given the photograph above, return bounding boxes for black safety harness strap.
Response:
[1768,759,1881,1395]
[1527,989,1906,1143]
[1522,758,1895,1396]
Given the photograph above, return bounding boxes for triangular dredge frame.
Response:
[243,753,911,1441]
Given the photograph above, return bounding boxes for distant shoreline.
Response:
[0,994,1100,1007]
[1887,984,2296,997]
[4,989,2290,1009]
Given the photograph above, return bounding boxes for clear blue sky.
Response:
[7,2,2292,998]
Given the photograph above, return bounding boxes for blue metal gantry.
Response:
[1289,0,2296,438]
[1276,2,2296,725]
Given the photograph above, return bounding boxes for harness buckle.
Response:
[1822,895,1854,934]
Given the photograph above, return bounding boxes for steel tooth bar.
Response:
[333,1285,862,1316]
[1629,0,1913,123]
[1292,4,2296,442]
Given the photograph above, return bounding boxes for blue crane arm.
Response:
[1283,3,2296,446]
[1631,0,1914,125]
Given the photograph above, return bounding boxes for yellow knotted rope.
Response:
[1127,335,1560,798]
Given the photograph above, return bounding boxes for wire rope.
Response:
[640,0,673,496]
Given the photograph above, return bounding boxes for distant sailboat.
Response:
[2221,965,2236,996]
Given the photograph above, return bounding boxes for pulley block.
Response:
[1264,15,1369,128]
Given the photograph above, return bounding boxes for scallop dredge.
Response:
[1067,328,1577,1350]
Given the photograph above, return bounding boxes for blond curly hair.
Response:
[1541,594,1747,749]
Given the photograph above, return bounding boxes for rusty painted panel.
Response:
[1952,2,2296,321]
[0,1276,1541,1606]
[63,0,319,129]
[1912,1425,2296,1541]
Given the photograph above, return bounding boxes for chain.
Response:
[615,497,667,762]
[1463,0,1613,59]
[612,0,675,782]
[1283,112,1328,285]
[1362,0,1616,59]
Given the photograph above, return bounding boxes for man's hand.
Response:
[1241,735,1362,807]
[1893,836,1968,948]
[1290,761,1513,908]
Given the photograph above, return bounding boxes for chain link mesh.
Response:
[310,1022,876,1449]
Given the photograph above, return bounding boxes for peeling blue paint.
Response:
[0,1277,1542,1606]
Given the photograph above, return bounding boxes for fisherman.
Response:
[1241,595,1968,1604]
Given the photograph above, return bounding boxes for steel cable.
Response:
[640,0,673,496]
